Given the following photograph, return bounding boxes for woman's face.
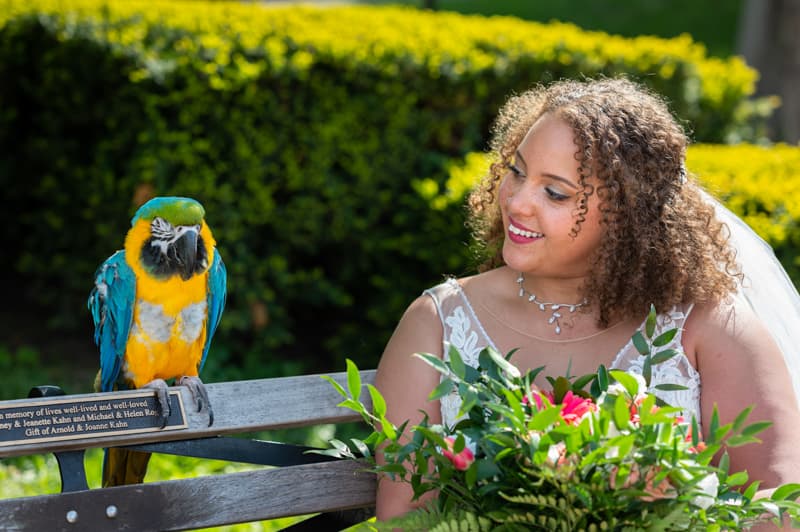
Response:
[498,113,604,280]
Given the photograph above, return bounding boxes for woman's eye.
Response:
[546,187,571,201]
[507,163,524,177]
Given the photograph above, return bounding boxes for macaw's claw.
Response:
[179,376,214,426]
[142,379,171,429]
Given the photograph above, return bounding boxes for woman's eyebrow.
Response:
[516,150,580,190]
[543,173,580,190]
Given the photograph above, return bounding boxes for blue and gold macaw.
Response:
[88,196,226,486]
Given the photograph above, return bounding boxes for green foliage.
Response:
[325,326,800,530]
[0,1,774,378]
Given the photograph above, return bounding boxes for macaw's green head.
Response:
[131,196,210,281]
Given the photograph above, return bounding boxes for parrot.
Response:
[88,196,226,486]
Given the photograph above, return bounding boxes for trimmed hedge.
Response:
[0,1,778,377]
[448,144,800,286]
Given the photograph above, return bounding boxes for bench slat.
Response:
[0,459,376,531]
[0,370,375,458]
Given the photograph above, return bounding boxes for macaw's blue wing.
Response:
[200,249,227,373]
[88,251,136,392]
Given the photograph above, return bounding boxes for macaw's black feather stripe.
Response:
[141,235,209,280]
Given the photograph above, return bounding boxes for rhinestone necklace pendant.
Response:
[516,273,586,335]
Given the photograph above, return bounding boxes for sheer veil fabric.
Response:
[704,190,800,407]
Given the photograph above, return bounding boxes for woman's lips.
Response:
[507,218,543,244]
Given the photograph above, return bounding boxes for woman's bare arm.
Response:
[690,298,800,529]
[374,294,445,521]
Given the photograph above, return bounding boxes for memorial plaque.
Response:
[0,390,187,446]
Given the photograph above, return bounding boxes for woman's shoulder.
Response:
[682,295,758,346]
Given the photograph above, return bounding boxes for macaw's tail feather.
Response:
[102,448,151,487]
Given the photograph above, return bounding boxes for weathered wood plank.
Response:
[0,460,376,531]
[0,370,375,458]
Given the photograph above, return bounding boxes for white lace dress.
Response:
[424,278,702,430]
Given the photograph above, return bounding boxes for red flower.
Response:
[558,391,596,425]
[442,437,475,471]
[528,390,596,426]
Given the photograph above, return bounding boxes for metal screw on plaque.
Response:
[106,505,118,519]
[66,510,78,523]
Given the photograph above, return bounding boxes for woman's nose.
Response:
[505,179,537,216]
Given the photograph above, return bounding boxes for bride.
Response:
[374,77,800,527]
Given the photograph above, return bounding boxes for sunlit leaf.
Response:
[368,384,387,418]
[346,359,361,402]
[448,344,466,380]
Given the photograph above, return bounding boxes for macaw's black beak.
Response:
[174,230,198,281]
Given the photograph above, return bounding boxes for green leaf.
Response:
[645,304,657,338]
[367,384,387,418]
[741,421,772,438]
[351,438,371,458]
[414,352,450,376]
[653,383,688,391]
[597,365,609,391]
[691,416,701,448]
[465,461,477,487]
[529,405,561,431]
[709,406,720,440]
[718,451,730,474]
[642,356,652,385]
[650,348,680,365]
[771,483,800,501]
[632,331,650,356]
[732,405,754,432]
[609,370,640,397]
[484,346,521,378]
[613,394,630,430]
[726,471,748,486]
[652,328,677,347]
[448,344,466,380]
[321,375,347,399]
[346,359,361,402]
[428,378,455,401]
[380,415,397,440]
[552,376,571,403]
[727,434,761,447]
[572,373,596,391]
[743,480,761,500]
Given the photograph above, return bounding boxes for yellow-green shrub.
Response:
[0,0,777,375]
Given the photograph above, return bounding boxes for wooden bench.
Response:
[0,371,377,531]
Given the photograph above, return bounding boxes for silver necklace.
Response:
[516,273,587,334]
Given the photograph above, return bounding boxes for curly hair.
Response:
[468,77,740,326]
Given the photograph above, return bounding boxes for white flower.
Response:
[691,473,720,509]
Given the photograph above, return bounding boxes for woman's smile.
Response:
[507,217,544,244]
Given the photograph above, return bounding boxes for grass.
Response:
[357,0,743,57]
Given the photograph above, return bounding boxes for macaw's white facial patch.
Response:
[137,300,175,343]
[180,301,207,343]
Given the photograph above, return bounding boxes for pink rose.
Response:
[442,437,475,471]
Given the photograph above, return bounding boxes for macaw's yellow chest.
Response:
[124,272,209,388]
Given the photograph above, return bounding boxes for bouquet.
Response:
[323,307,800,531]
